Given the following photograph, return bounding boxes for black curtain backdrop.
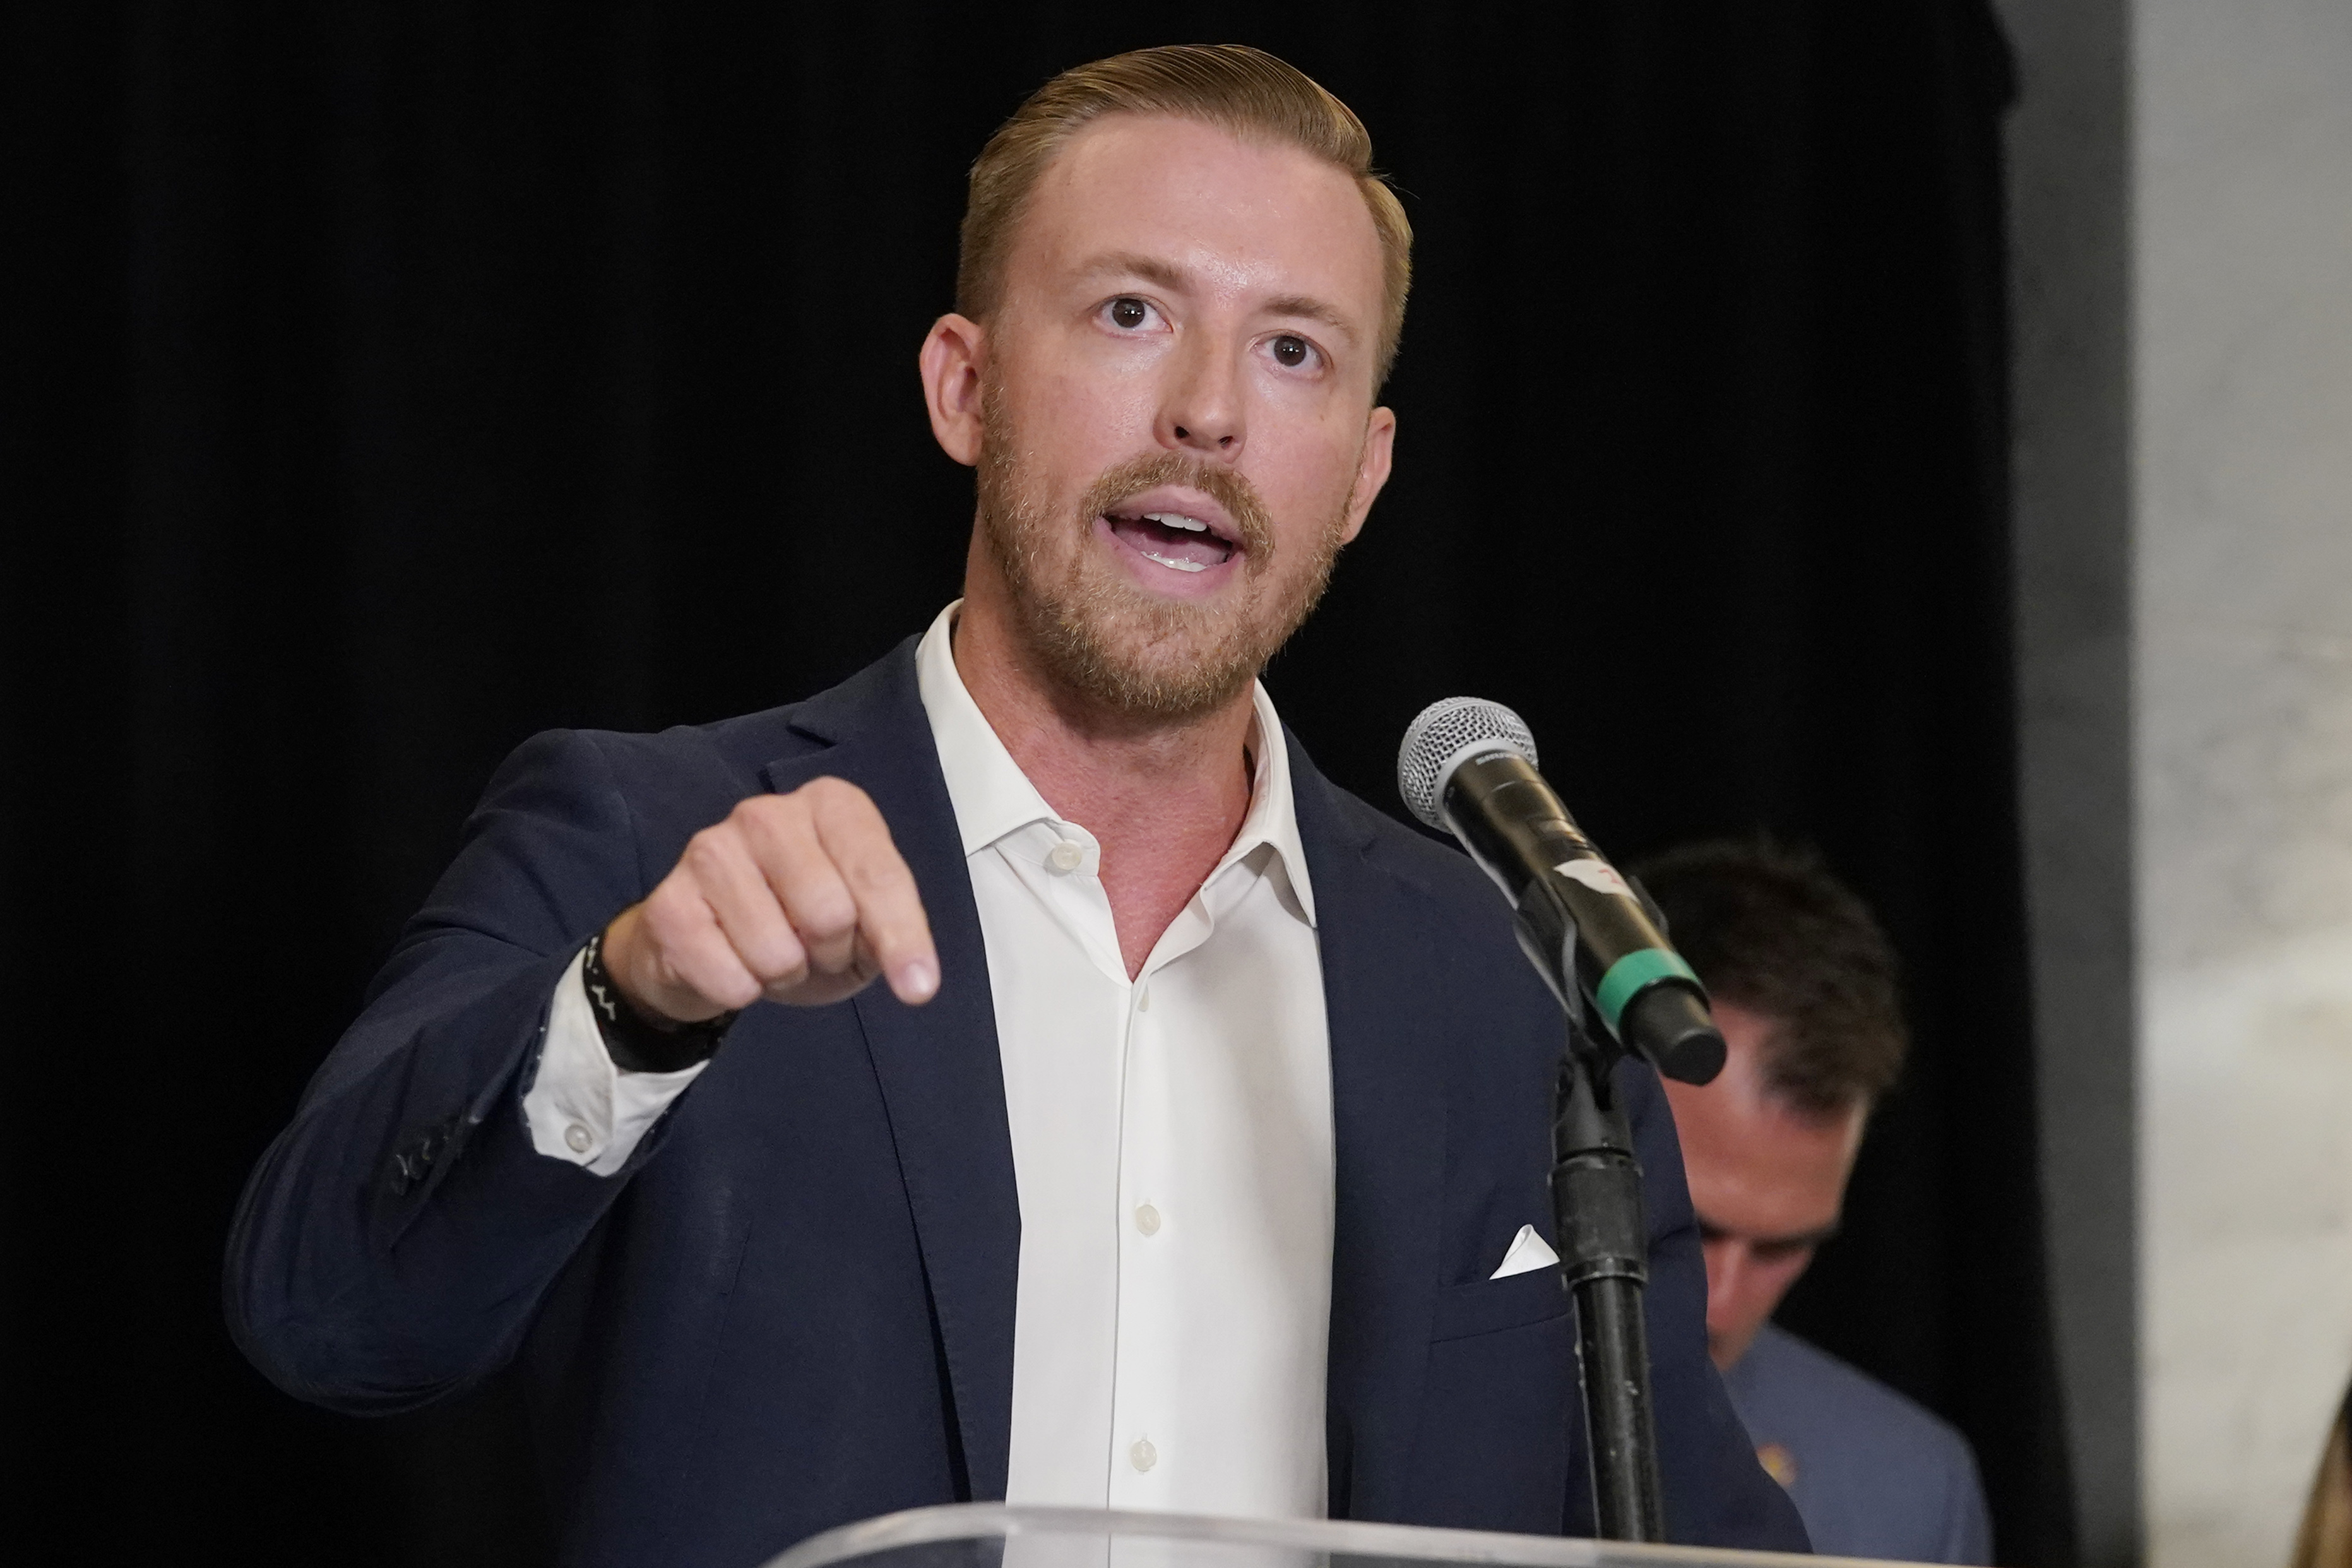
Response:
[5,4,2067,1565]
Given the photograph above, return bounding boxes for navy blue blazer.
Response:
[227,641,1808,1568]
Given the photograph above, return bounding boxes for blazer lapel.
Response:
[1290,734,1449,1521]
[761,644,1020,1500]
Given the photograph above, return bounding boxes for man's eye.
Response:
[1270,335,1313,369]
[1108,297,1150,330]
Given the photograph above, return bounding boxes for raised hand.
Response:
[598,777,939,1021]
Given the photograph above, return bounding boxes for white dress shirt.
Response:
[524,602,1336,1519]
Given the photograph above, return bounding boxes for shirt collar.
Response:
[913,601,1317,927]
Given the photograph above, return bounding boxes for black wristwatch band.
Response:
[579,930,739,1074]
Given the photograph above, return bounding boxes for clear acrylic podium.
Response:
[762,1503,1910,1568]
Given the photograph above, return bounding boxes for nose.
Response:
[1159,335,1244,460]
[1700,1237,1746,1338]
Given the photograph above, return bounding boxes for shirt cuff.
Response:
[524,947,710,1177]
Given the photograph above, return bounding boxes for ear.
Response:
[1338,404,1398,545]
[920,312,988,466]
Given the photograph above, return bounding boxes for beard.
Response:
[974,383,1355,723]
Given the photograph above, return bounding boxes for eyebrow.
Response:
[1261,292,1355,337]
[1079,250,1189,292]
[1695,1216,1843,1250]
[1075,251,1361,342]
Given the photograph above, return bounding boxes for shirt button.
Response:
[1136,987,1150,1013]
[563,1124,593,1155]
[1129,1437,1158,1472]
[1047,840,1084,873]
[1134,1203,1161,1236]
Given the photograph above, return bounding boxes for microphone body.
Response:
[1399,701,1725,1085]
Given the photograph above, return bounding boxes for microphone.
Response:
[1398,698,1725,1085]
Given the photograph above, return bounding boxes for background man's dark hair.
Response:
[1634,839,1906,1117]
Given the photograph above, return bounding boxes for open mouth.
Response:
[1104,509,1237,575]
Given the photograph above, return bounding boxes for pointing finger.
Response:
[807,780,938,1004]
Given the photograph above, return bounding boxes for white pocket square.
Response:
[1489,1223,1561,1280]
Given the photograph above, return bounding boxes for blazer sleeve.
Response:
[1620,1059,1815,1552]
[223,727,684,1415]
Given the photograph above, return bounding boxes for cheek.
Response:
[1250,422,1365,529]
[1006,352,1161,482]
[1049,361,1160,437]
[1753,1249,1814,1301]
[1031,383,1133,480]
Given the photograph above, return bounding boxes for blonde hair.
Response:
[2291,1385,2352,1568]
[956,44,1413,386]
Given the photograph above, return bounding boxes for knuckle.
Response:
[742,796,814,855]
[747,793,804,832]
[742,921,805,973]
[768,942,812,983]
[846,851,912,893]
[799,893,859,944]
[809,775,877,820]
[681,828,734,876]
[738,951,790,989]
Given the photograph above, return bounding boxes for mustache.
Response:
[1076,451,1275,562]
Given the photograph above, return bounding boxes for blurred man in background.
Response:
[1636,840,1993,1564]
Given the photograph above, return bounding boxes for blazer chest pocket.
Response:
[1430,1264,1571,1343]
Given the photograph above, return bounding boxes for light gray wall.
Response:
[2134,2,2352,1565]
[1996,1,2141,1562]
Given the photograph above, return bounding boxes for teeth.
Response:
[1139,549,1209,574]
[1144,511,1210,533]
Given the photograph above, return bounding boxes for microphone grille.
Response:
[1397,697,1538,829]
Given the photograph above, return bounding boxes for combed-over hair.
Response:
[956,44,1413,385]
[1633,839,1907,1117]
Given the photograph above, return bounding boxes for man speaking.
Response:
[227,45,1808,1568]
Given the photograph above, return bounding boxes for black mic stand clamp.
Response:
[1550,1012,1666,1543]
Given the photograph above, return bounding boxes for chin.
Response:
[1036,588,1269,720]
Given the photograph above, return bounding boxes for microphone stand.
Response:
[1398,734,1713,1541]
[1552,1015,1666,1542]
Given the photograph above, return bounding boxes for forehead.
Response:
[1662,1022,1863,1237]
[1004,113,1384,321]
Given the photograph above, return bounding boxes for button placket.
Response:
[1108,953,1177,1501]
[1010,824,1126,986]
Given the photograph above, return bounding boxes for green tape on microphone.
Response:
[1595,947,1702,1033]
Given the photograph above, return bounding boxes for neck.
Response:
[954,545,1259,978]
